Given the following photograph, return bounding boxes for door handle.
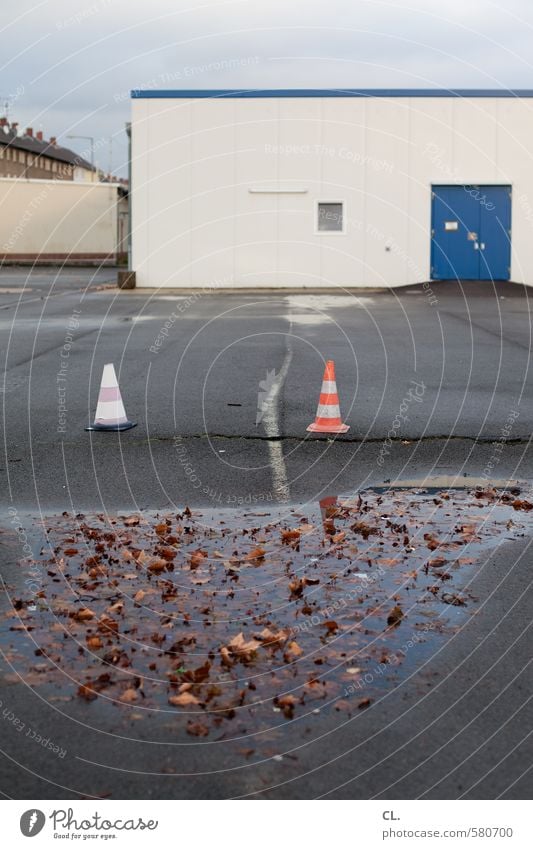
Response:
[480,243,485,250]
[474,242,479,250]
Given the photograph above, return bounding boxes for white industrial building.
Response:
[131,89,533,289]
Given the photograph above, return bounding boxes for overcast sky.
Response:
[1,0,533,175]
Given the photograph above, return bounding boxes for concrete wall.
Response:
[0,178,122,264]
[131,95,533,288]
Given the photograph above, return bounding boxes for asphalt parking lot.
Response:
[2,269,533,512]
[0,268,532,799]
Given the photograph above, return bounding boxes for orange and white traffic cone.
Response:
[307,360,349,434]
[85,363,136,432]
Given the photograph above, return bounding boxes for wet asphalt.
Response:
[0,269,532,798]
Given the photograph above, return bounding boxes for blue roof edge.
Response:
[131,88,533,99]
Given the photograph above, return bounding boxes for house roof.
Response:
[131,88,533,99]
[0,127,95,170]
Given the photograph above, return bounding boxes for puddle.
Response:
[285,294,376,310]
[285,313,334,326]
[0,287,33,294]
[1,485,532,750]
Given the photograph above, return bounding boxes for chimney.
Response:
[0,118,7,127]
[26,127,33,137]
[36,130,43,141]
[11,122,18,134]
[49,136,56,145]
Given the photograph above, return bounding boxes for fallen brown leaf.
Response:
[256,627,289,647]
[512,499,533,511]
[289,577,305,597]
[186,720,209,736]
[189,550,207,569]
[225,632,260,663]
[120,688,138,703]
[169,692,200,707]
[243,547,266,562]
[148,559,167,574]
[74,608,95,622]
[284,640,303,662]
[158,546,177,561]
[275,694,297,717]
[281,529,301,545]
[332,531,346,544]
[387,605,404,627]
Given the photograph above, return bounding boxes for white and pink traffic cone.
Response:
[307,360,349,434]
[85,363,136,432]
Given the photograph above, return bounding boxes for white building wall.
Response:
[131,95,533,288]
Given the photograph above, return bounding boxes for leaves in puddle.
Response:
[7,486,519,749]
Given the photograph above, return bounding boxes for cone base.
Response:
[85,421,137,432]
[307,422,349,434]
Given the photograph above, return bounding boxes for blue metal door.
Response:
[431,185,511,280]
[478,186,512,280]
[432,186,480,279]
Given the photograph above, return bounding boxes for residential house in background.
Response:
[0,118,96,181]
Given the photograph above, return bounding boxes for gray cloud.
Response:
[1,0,532,175]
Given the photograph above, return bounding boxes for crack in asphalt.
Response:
[439,309,533,354]
[48,434,533,446]
[5,326,100,371]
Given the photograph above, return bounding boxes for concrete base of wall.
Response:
[131,285,395,294]
[0,254,118,266]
